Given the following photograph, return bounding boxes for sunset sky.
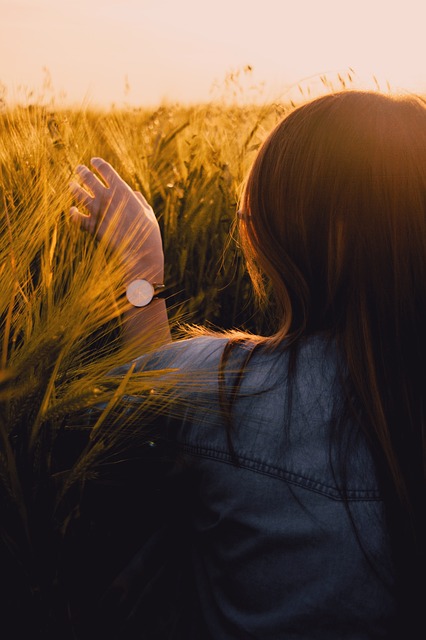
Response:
[1,0,426,107]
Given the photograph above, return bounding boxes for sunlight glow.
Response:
[1,0,425,107]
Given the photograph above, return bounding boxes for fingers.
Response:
[70,159,114,216]
[69,159,113,237]
[70,158,158,242]
[91,157,121,188]
[75,163,107,193]
[69,180,96,211]
[69,206,95,233]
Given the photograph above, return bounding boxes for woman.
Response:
[70,91,425,639]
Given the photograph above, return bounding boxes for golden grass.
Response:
[0,96,290,630]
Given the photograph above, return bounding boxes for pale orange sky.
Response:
[1,0,426,107]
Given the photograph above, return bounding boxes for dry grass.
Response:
[0,95,289,633]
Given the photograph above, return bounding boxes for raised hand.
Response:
[70,157,164,284]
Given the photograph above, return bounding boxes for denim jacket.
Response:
[115,335,395,639]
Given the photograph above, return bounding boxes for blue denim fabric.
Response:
[127,335,395,639]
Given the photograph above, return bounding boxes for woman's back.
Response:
[130,335,396,638]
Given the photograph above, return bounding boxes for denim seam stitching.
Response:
[177,443,382,501]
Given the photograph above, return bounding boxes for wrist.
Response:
[121,243,163,277]
[123,259,163,286]
[125,278,165,307]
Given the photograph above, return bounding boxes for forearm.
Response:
[122,297,171,356]
[70,158,171,357]
[120,250,171,354]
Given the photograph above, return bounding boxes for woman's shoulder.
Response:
[119,331,338,381]
[136,334,231,372]
[113,332,343,401]
[109,335,228,379]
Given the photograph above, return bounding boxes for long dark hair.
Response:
[236,91,426,629]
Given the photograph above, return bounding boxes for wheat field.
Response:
[0,97,292,634]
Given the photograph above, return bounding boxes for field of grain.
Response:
[0,98,292,633]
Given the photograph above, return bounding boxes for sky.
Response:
[1,0,426,108]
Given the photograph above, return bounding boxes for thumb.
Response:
[70,206,93,233]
